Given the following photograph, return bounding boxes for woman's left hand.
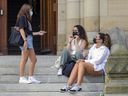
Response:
[38,31,47,35]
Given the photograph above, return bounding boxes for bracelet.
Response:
[24,39,27,41]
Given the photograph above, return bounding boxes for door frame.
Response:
[0,0,7,55]
[0,0,58,55]
[40,0,58,54]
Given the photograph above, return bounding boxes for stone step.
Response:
[0,83,104,92]
[0,55,57,67]
[0,92,103,96]
[0,75,104,83]
[0,67,57,75]
[105,94,128,96]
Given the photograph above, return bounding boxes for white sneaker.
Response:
[60,85,72,92]
[19,77,31,84]
[57,68,63,76]
[28,77,41,84]
[69,84,82,93]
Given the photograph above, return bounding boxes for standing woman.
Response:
[17,4,46,84]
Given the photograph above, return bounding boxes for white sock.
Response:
[28,76,34,79]
[20,76,25,79]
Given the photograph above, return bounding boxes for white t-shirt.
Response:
[85,44,110,71]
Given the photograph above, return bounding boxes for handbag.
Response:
[54,56,61,69]
[62,60,76,77]
[9,26,22,46]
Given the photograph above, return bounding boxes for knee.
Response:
[32,58,37,64]
[62,48,69,54]
[78,61,85,67]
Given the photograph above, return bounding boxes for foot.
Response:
[60,85,72,92]
[57,68,63,76]
[19,77,31,84]
[69,84,82,93]
[28,76,41,84]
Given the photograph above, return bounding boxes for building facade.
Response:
[0,0,128,55]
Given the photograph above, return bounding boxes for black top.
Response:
[16,16,33,36]
[15,16,33,46]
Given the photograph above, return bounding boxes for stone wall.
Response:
[100,0,128,32]
[57,0,128,54]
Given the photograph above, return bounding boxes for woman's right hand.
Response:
[23,41,28,51]
[68,36,74,43]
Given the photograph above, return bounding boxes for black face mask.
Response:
[93,38,96,43]
[72,31,79,37]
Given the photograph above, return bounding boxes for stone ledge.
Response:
[105,82,128,94]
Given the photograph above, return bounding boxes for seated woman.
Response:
[57,25,89,76]
[60,33,111,92]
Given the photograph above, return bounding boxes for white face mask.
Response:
[29,10,33,17]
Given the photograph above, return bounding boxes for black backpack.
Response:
[62,60,76,77]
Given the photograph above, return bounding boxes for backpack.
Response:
[62,60,76,77]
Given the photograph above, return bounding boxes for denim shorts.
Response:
[19,35,33,50]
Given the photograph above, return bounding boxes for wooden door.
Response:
[40,0,57,54]
[0,0,7,55]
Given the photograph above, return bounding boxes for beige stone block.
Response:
[58,4,66,21]
[57,34,66,44]
[66,18,81,35]
[108,0,128,16]
[80,0,84,18]
[84,17,100,32]
[58,21,66,34]
[100,16,128,32]
[66,0,80,19]
[100,0,108,16]
[84,0,99,17]
[58,0,66,4]
[57,34,66,55]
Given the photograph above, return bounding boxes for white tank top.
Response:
[71,39,82,55]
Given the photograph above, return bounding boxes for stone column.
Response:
[82,0,100,43]
[83,0,100,32]
[57,0,66,55]
[66,0,81,37]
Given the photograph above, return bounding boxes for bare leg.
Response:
[76,62,102,85]
[28,49,37,76]
[76,61,86,86]
[67,63,79,86]
[19,50,29,76]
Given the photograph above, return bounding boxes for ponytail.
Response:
[104,33,111,50]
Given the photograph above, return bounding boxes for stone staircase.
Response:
[0,55,104,96]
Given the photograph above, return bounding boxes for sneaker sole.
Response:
[69,88,82,94]
[19,82,32,84]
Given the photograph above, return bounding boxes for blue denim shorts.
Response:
[20,35,33,50]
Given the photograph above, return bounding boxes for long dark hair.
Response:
[74,25,89,48]
[104,33,111,50]
[98,33,111,50]
[17,4,32,22]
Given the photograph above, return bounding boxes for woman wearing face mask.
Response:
[16,4,46,84]
[60,33,111,93]
[57,25,89,76]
